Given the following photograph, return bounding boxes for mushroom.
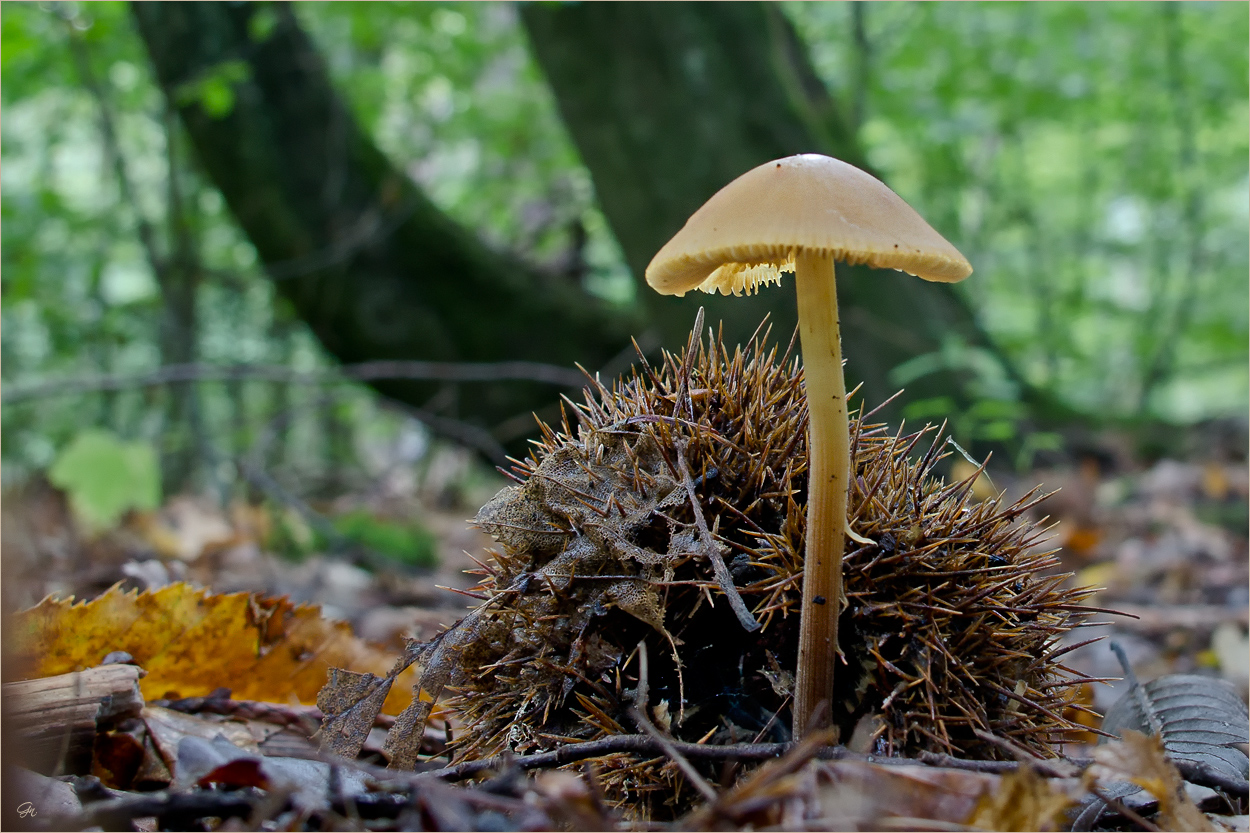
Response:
[644,154,972,739]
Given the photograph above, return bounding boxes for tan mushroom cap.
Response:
[645,154,973,297]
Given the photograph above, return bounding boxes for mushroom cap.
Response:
[645,154,973,297]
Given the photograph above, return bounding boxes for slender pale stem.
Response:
[792,249,849,741]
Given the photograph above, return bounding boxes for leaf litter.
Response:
[11,581,420,714]
[3,325,1247,830]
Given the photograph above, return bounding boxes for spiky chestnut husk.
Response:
[425,323,1097,819]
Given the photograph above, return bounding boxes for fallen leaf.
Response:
[1212,624,1250,688]
[1062,525,1103,558]
[92,730,147,789]
[820,761,1003,827]
[1101,673,1249,781]
[175,733,373,813]
[1090,729,1217,832]
[143,705,260,771]
[11,582,418,714]
[173,734,266,791]
[128,496,239,562]
[317,668,394,759]
[966,765,1076,831]
[1063,682,1102,746]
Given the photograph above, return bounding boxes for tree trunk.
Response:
[130,2,640,444]
[521,2,995,413]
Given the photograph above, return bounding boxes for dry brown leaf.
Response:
[966,765,1076,831]
[127,497,264,562]
[1090,729,1217,832]
[143,705,260,767]
[10,582,418,715]
[820,761,1004,827]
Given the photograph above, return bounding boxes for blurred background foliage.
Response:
[790,2,1249,428]
[2,1,1246,524]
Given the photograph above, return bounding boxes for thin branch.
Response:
[391,401,510,466]
[1171,760,1250,798]
[2,359,590,405]
[674,437,761,633]
[415,738,980,782]
[415,736,796,782]
[404,735,1250,799]
[261,194,422,282]
[663,307,759,633]
[1093,789,1164,832]
[150,692,415,737]
[628,641,719,804]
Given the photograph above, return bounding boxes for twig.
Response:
[674,437,761,633]
[415,737,1037,784]
[2,359,590,405]
[410,732,1250,800]
[1172,760,1250,797]
[74,791,260,830]
[1092,790,1163,832]
[969,727,1162,831]
[149,693,396,733]
[628,642,719,804]
[390,400,510,466]
[239,458,342,544]
[688,727,841,830]
[915,752,1020,774]
[971,728,1078,778]
[1068,752,1249,801]
[1064,752,1250,799]
[416,736,792,782]
[261,196,423,283]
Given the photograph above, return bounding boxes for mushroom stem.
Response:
[792,248,849,741]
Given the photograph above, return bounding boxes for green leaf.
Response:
[47,429,160,531]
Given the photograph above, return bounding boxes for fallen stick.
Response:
[3,664,144,774]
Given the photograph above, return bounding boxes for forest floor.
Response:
[3,432,1247,830]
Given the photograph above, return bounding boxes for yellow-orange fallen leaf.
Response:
[11,582,418,715]
[1061,525,1102,558]
[1062,682,1101,746]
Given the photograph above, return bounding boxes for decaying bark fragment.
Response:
[5,663,145,774]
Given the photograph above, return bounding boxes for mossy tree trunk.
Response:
[130,2,640,450]
[134,0,1032,446]
[521,2,996,413]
